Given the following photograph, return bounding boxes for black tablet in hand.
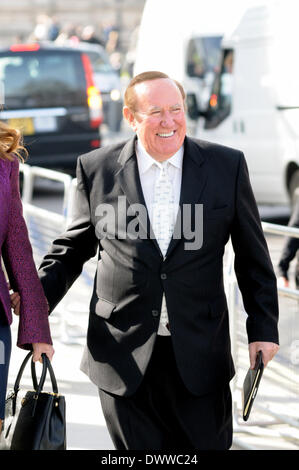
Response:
[242,350,264,421]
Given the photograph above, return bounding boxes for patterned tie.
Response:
[152,161,175,256]
[152,161,175,333]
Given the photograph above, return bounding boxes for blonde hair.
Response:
[0,121,27,162]
[124,71,186,113]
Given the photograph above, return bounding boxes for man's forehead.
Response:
[133,79,183,112]
[134,78,180,96]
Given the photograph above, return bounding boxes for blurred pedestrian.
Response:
[28,14,51,42]
[47,16,61,41]
[81,25,105,47]
[277,195,299,289]
[55,23,81,45]
[0,122,54,437]
[105,29,119,54]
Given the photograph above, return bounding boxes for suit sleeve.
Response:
[38,156,98,313]
[230,152,279,345]
[2,157,52,349]
[277,200,299,279]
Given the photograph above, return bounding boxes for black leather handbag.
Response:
[5,351,66,450]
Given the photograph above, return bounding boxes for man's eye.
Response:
[151,110,161,115]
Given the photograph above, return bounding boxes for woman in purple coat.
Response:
[0,122,54,435]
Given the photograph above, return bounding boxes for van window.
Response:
[186,36,222,79]
[204,49,234,129]
[0,51,85,109]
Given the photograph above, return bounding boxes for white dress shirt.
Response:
[135,138,184,335]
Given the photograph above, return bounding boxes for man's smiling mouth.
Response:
[156,131,175,138]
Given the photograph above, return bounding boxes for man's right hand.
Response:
[9,282,50,315]
[9,283,21,315]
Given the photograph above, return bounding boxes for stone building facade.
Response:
[0,0,146,52]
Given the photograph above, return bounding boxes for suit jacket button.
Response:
[152,310,159,317]
[160,273,167,280]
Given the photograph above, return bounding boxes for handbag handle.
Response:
[31,354,58,395]
[13,351,41,396]
[12,352,59,418]
[11,351,44,416]
[13,351,58,397]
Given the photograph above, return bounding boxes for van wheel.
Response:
[289,169,299,205]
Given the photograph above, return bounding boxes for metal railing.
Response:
[19,164,95,344]
[21,163,73,219]
[20,164,71,267]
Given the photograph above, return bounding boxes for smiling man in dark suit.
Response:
[35,71,279,450]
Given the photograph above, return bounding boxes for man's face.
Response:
[124,78,187,161]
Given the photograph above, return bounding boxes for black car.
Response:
[66,41,123,132]
[0,42,103,175]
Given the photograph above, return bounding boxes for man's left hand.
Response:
[249,341,279,369]
[8,282,21,315]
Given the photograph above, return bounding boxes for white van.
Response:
[134,0,262,133]
[194,1,299,205]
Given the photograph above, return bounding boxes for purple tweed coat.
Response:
[0,156,52,349]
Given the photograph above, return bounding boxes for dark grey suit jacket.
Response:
[39,136,279,397]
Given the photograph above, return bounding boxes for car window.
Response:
[85,51,114,74]
[0,51,86,108]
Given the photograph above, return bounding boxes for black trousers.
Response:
[98,336,232,450]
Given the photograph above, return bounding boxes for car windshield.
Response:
[0,50,85,109]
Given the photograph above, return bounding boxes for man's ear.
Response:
[123,106,136,130]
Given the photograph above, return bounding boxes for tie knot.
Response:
[155,160,169,169]
[156,161,171,180]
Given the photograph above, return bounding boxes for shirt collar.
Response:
[136,138,184,175]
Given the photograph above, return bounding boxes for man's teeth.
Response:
[157,132,174,138]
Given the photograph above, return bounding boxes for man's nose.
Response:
[161,111,175,127]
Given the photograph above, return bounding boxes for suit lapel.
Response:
[166,137,208,258]
[116,136,161,253]
[116,136,209,257]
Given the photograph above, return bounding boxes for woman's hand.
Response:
[32,343,55,363]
